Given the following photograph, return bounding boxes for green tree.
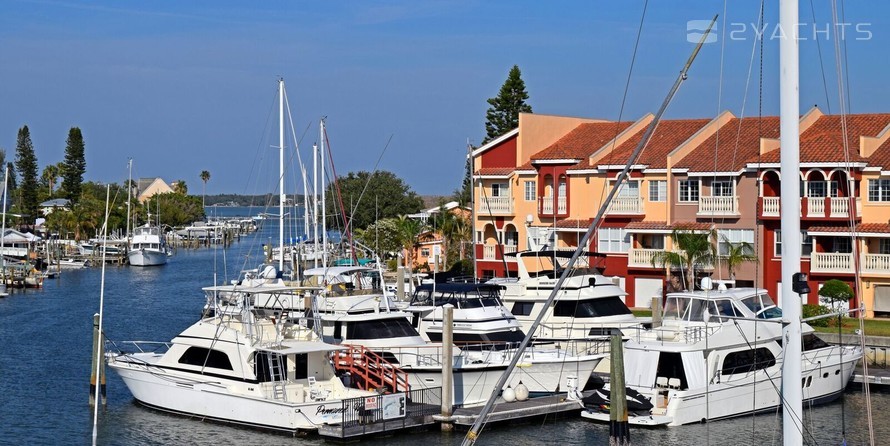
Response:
[819,279,854,312]
[41,162,63,198]
[394,215,421,269]
[15,125,39,223]
[140,193,204,227]
[651,228,717,291]
[173,180,188,195]
[200,170,210,207]
[483,65,532,144]
[325,171,424,232]
[354,218,404,258]
[719,236,758,280]
[61,127,86,203]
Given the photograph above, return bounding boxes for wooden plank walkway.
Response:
[445,393,586,426]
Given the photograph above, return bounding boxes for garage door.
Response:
[874,286,890,312]
[635,278,663,309]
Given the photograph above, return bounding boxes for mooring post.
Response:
[441,304,454,431]
[609,333,629,446]
[651,297,663,329]
[90,313,106,407]
[396,266,405,302]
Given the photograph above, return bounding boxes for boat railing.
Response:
[105,340,172,355]
[622,323,723,345]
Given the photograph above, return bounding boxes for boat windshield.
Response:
[410,287,503,309]
[345,318,419,340]
[552,296,632,318]
[663,296,709,322]
[741,294,783,319]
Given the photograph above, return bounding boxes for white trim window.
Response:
[774,230,813,257]
[678,179,700,202]
[649,180,667,202]
[718,229,754,256]
[597,227,630,253]
[868,179,890,202]
[616,180,639,198]
[712,180,734,197]
[524,180,536,201]
[491,182,509,197]
[880,239,890,255]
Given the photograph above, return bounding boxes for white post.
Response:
[321,119,328,266]
[441,304,454,431]
[779,1,803,445]
[125,158,132,243]
[278,79,286,273]
[313,143,319,268]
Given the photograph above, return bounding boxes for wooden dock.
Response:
[443,393,586,427]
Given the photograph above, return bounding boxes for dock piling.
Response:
[89,313,106,407]
[441,304,454,431]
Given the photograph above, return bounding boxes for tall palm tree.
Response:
[651,228,717,291]
[394,215,420,270]
[720,237,758,280]
[199,170,210,207]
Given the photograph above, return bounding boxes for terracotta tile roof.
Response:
[516,161,535,170]
[866,134,890,169]
[554,219,591,229]
[676,116,780,172]
[755,114,890,163]
[809,223,890,234]
[670,222,714,231]
[598,119,712,169]
[625,221,670,231]
[532,121,633,161]
[475,167,514,176]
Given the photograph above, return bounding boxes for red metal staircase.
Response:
[333,344,410,393]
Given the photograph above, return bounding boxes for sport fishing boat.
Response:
[127,224,169,266]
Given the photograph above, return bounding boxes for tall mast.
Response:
[278,78,286,272]
[321,118,328,266]
[1,166,7,276]
[126,158,132,240]
[313,142,319,268]
[779,0,803,444]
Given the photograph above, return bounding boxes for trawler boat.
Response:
[493,250,644,340]
[402,282,525,345]
[580,285,863,426]
[127,224,169,266]
[106,303,379,433]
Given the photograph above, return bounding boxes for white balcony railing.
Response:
[502,244,518,254]
[539,196,567,215]
[862,253,890,276]
[478,196,513,215]
[810,252,854,273]
[606,196,644,214]
[697,196,739,216]
[762,196,781,217]
[541,196,553,214]
[628,248,663,267]
[807,197,826,217]
[828,197,861,218]
[483,245,496,260]
[557,196,567,214]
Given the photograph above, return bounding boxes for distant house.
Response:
[137,178,175,203]
[408,201,471,270]
[40,198,71,215]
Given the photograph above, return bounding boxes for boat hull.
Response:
[128,249,168,266]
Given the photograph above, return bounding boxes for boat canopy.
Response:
[256,340,346,355]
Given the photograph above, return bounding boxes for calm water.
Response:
[1,208,888,445]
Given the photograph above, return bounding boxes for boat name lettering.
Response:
[316,405,349,415]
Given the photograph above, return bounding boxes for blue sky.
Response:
[1,1,888,197]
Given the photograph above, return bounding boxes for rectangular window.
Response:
[524,181,536,201]
[868,179,890,202]
[649,180,667,202]
[616,180,639,198]
[712,180,734,197]
[833,238,852,254]
[718,229,754,256]
[807,181,826,198]
[597,227,630,253]
[775,230,813,257]
[490,182,509,197]
[421,248,430,257]
[880,239,890,255]
[678,180,700,202]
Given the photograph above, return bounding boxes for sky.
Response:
[1,1,888,197]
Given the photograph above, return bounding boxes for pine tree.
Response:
[15,125,39,222]
[61,127,86,203]
[483,65,532,144]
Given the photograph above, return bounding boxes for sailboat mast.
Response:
[313,142,319,268]
[1,166,7,275]
[126,158,132,242]
[321,119,328,266]
[278,78,286,272]
[779,0,803,444]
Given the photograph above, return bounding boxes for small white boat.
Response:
[127,224,168,267]
[56,258,90,269]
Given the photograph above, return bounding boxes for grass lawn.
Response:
[630,308,890,337]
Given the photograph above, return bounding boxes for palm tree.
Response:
[199,170,210,207]
[41,163,62,197]
[720,237,758,281]
[651,228,717,291]
[394,215,420,270]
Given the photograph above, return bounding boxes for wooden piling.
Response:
[89,313,106,407]
[609,333,629,446]
[441,304,454,431]
[651,297,663,329]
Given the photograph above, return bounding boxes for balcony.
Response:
[759,196,861,220]
[810,252,854,274]
[478,196,514,215]
[696,196,739,216]
[481,244,518,261]
[606,196,644,215]
[862,253,890,277]
[483,244,496,260]
[628,248,665,268]
[539,195,567,216]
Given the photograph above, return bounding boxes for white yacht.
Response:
[106,301,380,433]
[127,224,168,266]
[402,282,525,345]
[581,285,863,426]
[494,250,644,340]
